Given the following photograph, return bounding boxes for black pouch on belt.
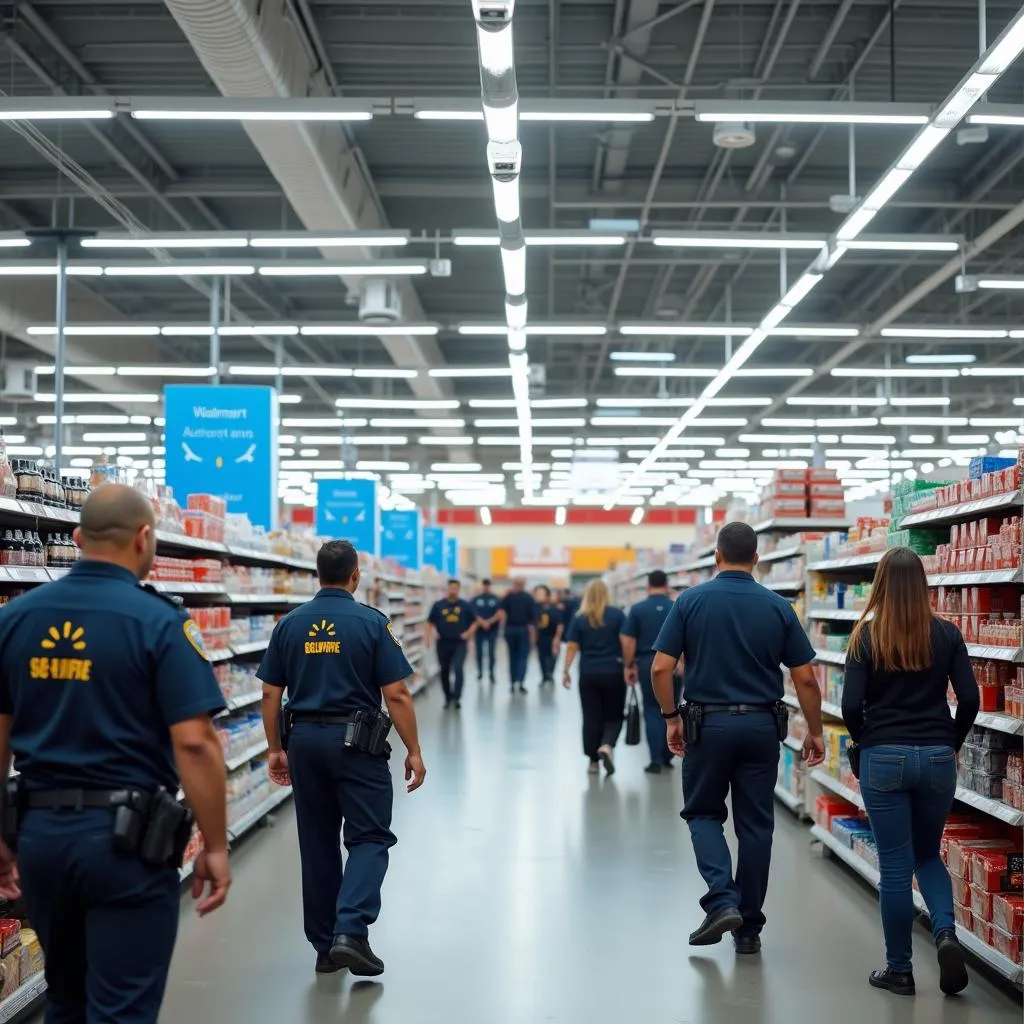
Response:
[278,706,292,753]
[138,789,193,868]
[773,701,790,742]
[0,779,24,853]
[367,710,393,756]
[683,704,703,745]
[112,790,150,857]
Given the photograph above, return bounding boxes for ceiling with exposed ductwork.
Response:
[2,0,1024,510]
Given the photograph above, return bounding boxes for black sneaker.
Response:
[329,935,384,977]
[688,907,743,946]
[454,701,462,710]
[644,763,663,775]
[518,684,527,694]
[936,930,969,995]
[315,952,343,974]
[869,968,916,996]
[734,934,761,955]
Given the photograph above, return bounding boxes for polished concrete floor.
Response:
[36,659,1024,1023]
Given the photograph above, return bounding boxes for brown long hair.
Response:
[581,579,610,629]
[848,546,933,672]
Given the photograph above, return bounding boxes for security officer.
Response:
[652,522,824,954]
[0,484,231,1023]
[426,578,478,709]
[470,578,501,683]
[560,587,581,625]
[258,539,425,977]
[620,569,679,774]
[500,577,536,694]
[533,585,563,685]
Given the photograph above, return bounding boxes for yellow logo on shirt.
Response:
[442,606,461,624]
[306,620,340,655]
[31,621,92,680]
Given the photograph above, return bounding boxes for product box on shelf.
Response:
[18,929,42,983]
[993,892,1024,935]
[0,950,20,1001]
[971,850,1024,893]
[815,794,859,831]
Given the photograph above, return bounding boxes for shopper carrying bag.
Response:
[624,688,642,746]
[842,546,980,998]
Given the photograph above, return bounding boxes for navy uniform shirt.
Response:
[566,607,627,673]
[428,598,475,641]
[0,560,225,792]
[471,592,500,632]
[562,595,581,623]
[537,603,562,638]
[501,590,537,628]
[654,570,815,705]
[257,588,412,713]
[622,592,674,659]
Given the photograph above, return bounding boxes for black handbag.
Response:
[847,743,861,780]
[624,688,641,746]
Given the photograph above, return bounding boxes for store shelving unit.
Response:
[0,971,45,1023]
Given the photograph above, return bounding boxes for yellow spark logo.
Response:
[305,620,340,655]
[308,620,336,639]
[41,622,86,652]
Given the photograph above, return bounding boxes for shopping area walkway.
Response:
[156,665,1016,1022]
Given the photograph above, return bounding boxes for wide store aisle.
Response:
[157,667,1018,1024]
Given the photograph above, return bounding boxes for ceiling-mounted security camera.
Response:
[487,140,522,179]
[829,194,860,214]
[472,0,515,24]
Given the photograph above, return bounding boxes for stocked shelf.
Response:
[928,569,1024,587]
[813,648,846,666]
[965,644,1024,663]
[967,709,1024,736]
[807,552,884,572]
[783,692,842,718]
[900,489,1023,529]
[783,735,802,752]
[811,767,864,809]
[225,593,309,606]
[773,783,804,813]
[751,517,852,534]
[759,544,803,565]
[808,607,863,621]
[228,786,293,841]
[0,971,45,1023]
[225,739,269,773]
[230,640,269,657]
[762,579,804,593]
[681,554,716,572]
[812,825,1023,986]
[224,690,262,712]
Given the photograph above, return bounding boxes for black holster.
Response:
[681,703,703,746]
[1,779,24,853]
[279,706,292,753]
[114,788,193,869]
[773,701,790,742]
[344,709,393,756]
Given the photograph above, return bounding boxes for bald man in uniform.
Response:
[0,484,231,1023]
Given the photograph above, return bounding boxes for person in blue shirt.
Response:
[470,579,501,683]
[500,578,536,694]
[259,540,426,977]
[426,579,478,709]
[562,579,627,775]
[533,585,564,685]
[0,484,230,1024]
[621,569,680,774]
[560,587,581,625]
[652,522,824,953]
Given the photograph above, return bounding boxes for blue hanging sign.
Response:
[316,479,379,555]
[380,509,422,569]
[164,384,278,530]
[423,526,445,571]
[446,536,459,578]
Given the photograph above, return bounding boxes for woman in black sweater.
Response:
[842,546,980,998]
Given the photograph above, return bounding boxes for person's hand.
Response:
[268,750,290,787]
[552,641,561,659]
[562,671,572,689]
[802,734,826,767]
[0,841,19,900]
[461,630,473,642]
[191,848,231,917]
[405,753,426,793]
[624,664,638,687]
[666,717,686,758]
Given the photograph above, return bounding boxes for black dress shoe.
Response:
[869,968,916,996]
[734,934,761,955]
[315,953,343,974]
[454,701,462,710]
[688,907,743,946]
[936,930,969,995]
[330,935,384,977]
[644,762,663,775]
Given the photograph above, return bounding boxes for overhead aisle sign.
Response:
[316,479,379,555]
[164,384,278,530]
[446,537,459,577]
[423,526,445,571]
[381,509,422,569]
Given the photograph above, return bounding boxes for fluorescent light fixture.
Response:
[476,22,515,74]
[831,367,959,378]
[0,264,102,276]
[492,176,521,223]
[29,324,162,338]
[969,110,1024,126]
[787,396,884,407]
[507,328,527,352]
[130,99,374,121]
[278,395,302,404]
[630,507,645,525]
[35,365,117,376]
[619,323,752,337]
[591,416,677,427]
[81,432,148,443]
[947,434,990,444]
[249,233,409,248]
[836,208,879,241]
[339,399,458,410]
[841,435,897,445]
[429,368,512,378]
[297,435,408,446]
[694,100,930,125]
[419,436,474,445]
[282,418,368,428]
[554,506,567,526]
[301,323,439,336]
[160,326,214,337]
[483,100,518,143]
[609,351,674,362]
[431,463,483,472]
[738,434,817,444]
[908,434,936,444]
[961,367,1024,376]
[767,325,859,337]
[369,418,466,428]
[881,326,1007,339]
[217,325,299,337]
[480,506,493,525]
[651,231,825,250]
[475,418,585,428]
[257,262,428,277]
[887,396,951,407]
[500,245,526,295]
[101,263,256,276]
[34,393,159,403]
[975,276,1024,290]
[521,110,653,123]
[228,365,353,378]
[352,369,419,379]
[0,99,115,120]
[356,461,410,471]
[457,322,606,336]
[118,365,215,377]
[0,236,28,248]
[905,353,976,364]
[81,235,248,249]
[970,417,1024,426]
[862,167,913,211]
[845,235,960,252]
[532,398,588,409]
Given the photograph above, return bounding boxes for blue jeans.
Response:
[681,710,780,937]
[475,629,497,679]
[505,626,530,685]
[860,744,957,972]
[638,654,681,766]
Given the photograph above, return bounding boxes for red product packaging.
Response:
[806,468,838,481]
[953,902,973,930]
[992,893,1024,935]
[0,921,19,959]
[772,468,806,483]
[815,794,859,831]
[970,883,994,922]
[951,872,972,907]
[992,926,1023,966]
[971,849,1024,892]
[946,839,1016,880]
[972,916,993,946]
[810,497,847,517]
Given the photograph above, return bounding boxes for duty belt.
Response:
[288,710,356,725]
[701,703,775,715]
[25,788,140,810]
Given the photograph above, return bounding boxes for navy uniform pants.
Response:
[289,722,397,953]
[681,710,779,938]
[18,808,180,1024]
[475,629,497,680]
[437,638,468,703]
[638,654,681,766]
[536,633,556,681]
[504,626,530,685]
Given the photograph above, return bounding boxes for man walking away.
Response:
[651,522,825,954]
[426,579,478,709]
[470,579,501,683]
[500,579,536,694]
[534,585,563,685]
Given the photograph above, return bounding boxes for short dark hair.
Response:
[448,578,460,587]
[317,540,359,585]
[536,584,551,598]
[648,570,668,588]
[482,578,491,585]
[716,522,758,565]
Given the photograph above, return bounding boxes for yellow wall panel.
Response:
[570,548,637,572]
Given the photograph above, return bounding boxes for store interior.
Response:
[1,0,1024,1019]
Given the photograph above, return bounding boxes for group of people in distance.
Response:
[425,577,581,708]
